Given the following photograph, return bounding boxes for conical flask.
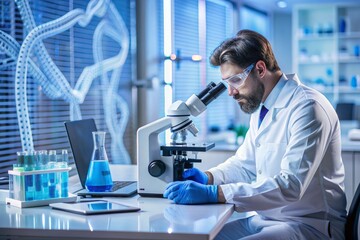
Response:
[85,131,113,192]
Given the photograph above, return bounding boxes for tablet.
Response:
[50,200,140,215]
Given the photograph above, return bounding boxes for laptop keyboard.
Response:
[111,181,136,192]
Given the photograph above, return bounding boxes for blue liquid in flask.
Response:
[85,160,113,191]
[85,131,113,192]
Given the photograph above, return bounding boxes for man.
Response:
[163,30,347,239]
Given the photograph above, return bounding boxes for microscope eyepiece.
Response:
[200,82,226,106]
[196,82,216,99]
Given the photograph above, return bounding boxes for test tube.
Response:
[33,151,43,200]
[61,149,69,167]
[39,150,49,199]
[16,151,25,168]
[24,151,35,201]
[13,152,26,200]
[48,150,58,198]
[59,149,69,197]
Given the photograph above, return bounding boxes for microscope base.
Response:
[138,193,163,198]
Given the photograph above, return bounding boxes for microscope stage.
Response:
[160,142,215,152]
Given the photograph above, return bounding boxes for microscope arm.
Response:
[137,117,172,157]
[137,117,178,195]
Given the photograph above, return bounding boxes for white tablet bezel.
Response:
[50,200,140,215]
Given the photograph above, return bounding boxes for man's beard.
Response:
[234,82,264,114]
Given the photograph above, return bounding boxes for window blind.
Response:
[172,0,201,125]
[157,0,165,119]
[164,0,235,141]
[0,0,135,177]
[205,0,235,132]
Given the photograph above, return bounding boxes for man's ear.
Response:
[256,61,266,78]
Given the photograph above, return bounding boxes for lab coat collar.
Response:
[262,74,287,110]
[273,73,301,109]
[257,73,300,132]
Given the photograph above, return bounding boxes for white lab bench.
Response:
[1,137,359,239]
[0,165,234,240]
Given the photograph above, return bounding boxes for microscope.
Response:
[137,82,226,197]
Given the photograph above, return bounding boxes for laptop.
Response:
[64,118,137,197]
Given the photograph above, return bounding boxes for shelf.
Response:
[338,32,360,39]
[339,57,360,64]
[298,34,335,41]
[299,60,335,65]
[298,32,360,40]
[338,86,360,94]
[294,3,360,106]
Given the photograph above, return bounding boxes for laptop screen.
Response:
[64,119,97,188]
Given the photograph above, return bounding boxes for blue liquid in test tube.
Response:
[39,150,49,199]
[24,151,35,201]
[60,149,69,197]
[34,151,43,200]
[48,150,58,198]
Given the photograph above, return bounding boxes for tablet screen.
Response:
[87,202,130,211]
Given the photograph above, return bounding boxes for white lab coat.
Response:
[209,74,347,239]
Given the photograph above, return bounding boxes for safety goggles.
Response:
[223,63,254,89]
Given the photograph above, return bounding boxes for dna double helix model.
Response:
[0,0,131,164]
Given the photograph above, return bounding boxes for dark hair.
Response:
[210,29,280,72]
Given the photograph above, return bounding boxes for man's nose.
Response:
[228,85,238,96]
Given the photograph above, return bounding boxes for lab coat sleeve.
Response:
[217,100,335,211]
[208,123,257,185]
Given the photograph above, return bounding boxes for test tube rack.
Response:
[6,167,77,208]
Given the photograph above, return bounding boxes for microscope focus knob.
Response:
[148,160,166,177]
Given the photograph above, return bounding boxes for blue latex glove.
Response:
[163,180,218,205]
[182,168,208,184]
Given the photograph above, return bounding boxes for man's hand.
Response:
[163,180,218,205]
[182,168,208,184]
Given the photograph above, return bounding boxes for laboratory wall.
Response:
[2,0,360,178]
[272,12,293,74]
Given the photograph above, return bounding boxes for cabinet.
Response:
[342,151,360,211]
[293,3,360,106]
